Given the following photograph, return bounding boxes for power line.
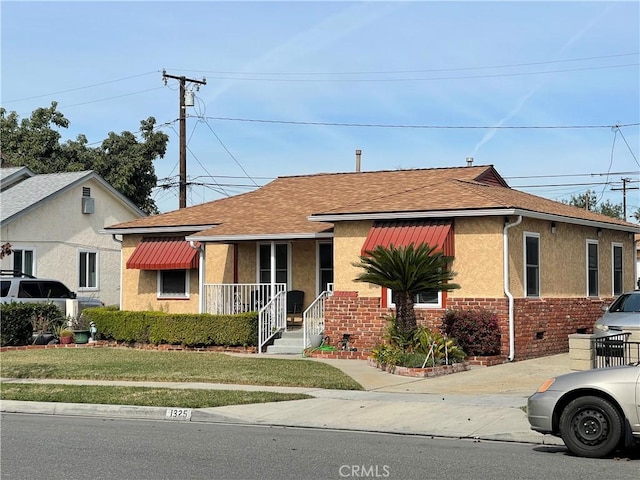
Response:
[2,71,160,104]
[199,118,260,188]
[615,126,640,167]
[511,180,637,188]
[194,63,638,83]
[202,116,639,130]
[504,171,639,179]
[169,52,638,76]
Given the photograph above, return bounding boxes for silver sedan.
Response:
[527,364,640,457]
[594,290,640,339]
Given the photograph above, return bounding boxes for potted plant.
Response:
[57,327,74,345]
[69,315,91,344]
[31,313,54,345]
[30,304,65,345]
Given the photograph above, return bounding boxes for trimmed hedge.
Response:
[441,308,502,356]
[0,302,65,346]
[82,307,258,347]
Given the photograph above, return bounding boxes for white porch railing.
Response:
[258,290,287,353]
[202,283,286,315]
[303,289,333,350]
[202,283,287,353]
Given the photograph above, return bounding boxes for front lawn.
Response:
[0,383,311,408]
[0,348,363,390]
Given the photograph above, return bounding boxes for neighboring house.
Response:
[104,165,640,360]
[1,167,146,307]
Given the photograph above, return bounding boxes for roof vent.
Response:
[355,149,362,172]
[466,157,474,167]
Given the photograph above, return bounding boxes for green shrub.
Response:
[371,316,465,368]
[0,302,64,346]
[413,325,466,366]
[82,307,154,343]
[398,352,427,368]
[370,343,403,369]
[441,309,502,356]
[81,308,258,347]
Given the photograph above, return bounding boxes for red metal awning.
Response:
[361,219,453,256]
[126,237,200,270]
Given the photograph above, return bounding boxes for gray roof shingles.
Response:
[1,170,93,224]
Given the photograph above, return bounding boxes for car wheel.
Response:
[559,395,624,458]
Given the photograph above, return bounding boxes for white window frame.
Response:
[387,289,442,309]
[586,240,599,297]
[524,232,541,298]
[157,270,190,299]
[11,246,36,276]
[78,249,99,291]
[256,242,291,289]
[611,242,624,296]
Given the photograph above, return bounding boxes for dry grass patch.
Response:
[0,348,363,390]
[0,383,311,407]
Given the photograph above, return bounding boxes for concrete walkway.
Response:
[0,353,573,446]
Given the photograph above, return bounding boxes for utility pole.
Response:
[611,177,639,221]
[162,70,206,209]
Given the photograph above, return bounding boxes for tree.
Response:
[353,243,460,335]
[0,103,169,214]
[632,207,640,223]
[1,243,12,259]
[563,190,624,220]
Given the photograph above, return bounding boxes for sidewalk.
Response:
[0,353,572,446]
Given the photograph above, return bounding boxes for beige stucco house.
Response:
[104,165,640,359]
[1,167,146,307]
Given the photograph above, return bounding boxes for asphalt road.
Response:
[1,413,638,480]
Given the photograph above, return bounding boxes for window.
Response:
[524,233,540,297]
[318,242,333,294]
[612,244,623,296]
[12,248,35,276]
[388,289,441,308]
[158,270,189,298]
[258,243,289,285]
[79,251,98,289]
[17,280,73,299]
[587,241,599,297]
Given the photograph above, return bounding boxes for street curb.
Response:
[1,400,564,446]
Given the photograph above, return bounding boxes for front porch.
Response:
[202,283,330,354]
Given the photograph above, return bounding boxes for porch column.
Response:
[198,245,205,313]
[270,241,276,299]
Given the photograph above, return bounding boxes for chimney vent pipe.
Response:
[466,157,474,167]
[356,149,362,172]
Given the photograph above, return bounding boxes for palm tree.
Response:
[353,243,460,335]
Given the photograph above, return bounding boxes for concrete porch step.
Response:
[266,329,304,355]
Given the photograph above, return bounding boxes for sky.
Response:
[2,1,639,217]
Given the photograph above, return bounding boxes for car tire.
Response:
[559,395,624,458]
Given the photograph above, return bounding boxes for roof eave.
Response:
[186,232,334,242]
[308,208,640,233]
[101,225,218,235]
[308,208,520,222]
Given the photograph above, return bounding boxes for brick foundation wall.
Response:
[512,297,609,360]
[324,291,610,361]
